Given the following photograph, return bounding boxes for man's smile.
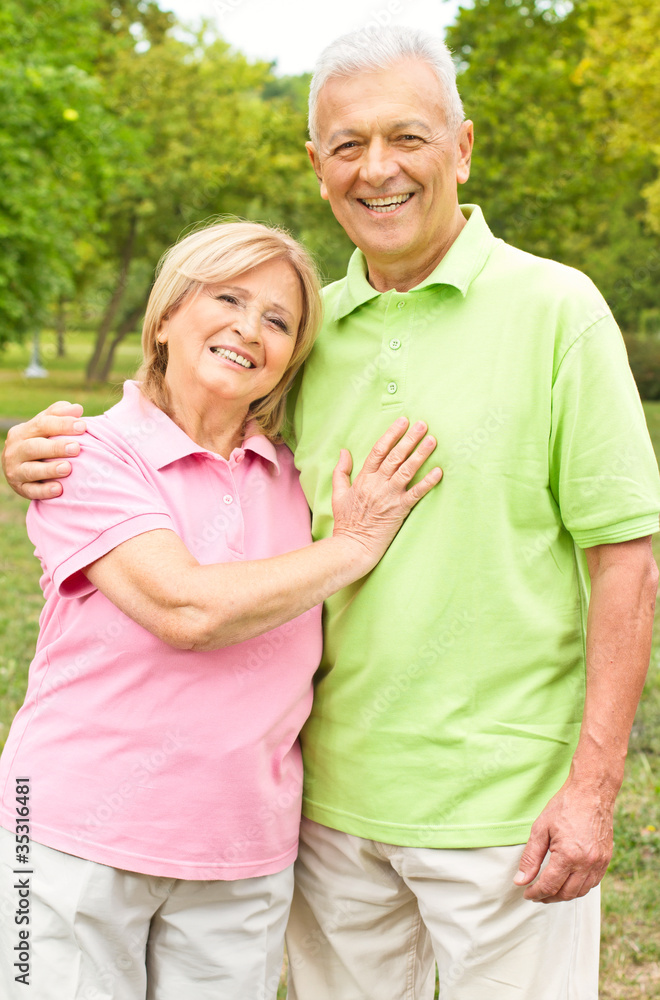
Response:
[358,193,415,214]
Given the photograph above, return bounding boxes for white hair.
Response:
[308,25,464,147]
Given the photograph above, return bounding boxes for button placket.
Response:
[215,461,244,555]
[380,293,411,408]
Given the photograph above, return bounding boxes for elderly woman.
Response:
[0,221,441,999]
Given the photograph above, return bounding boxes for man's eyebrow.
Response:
[327,121,433,146]
[327,128,362,146]
[391,120,433,134]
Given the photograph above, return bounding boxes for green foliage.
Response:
[578,0,660,235]
[623,336,660,402]
[448,0,660,330]
[0,1,111,343]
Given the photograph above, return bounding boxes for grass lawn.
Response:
[0,330,658,997]
[0,329,143,419]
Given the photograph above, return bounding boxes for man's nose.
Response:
[359,138,400,189]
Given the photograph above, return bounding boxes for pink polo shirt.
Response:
[0,380,322,879]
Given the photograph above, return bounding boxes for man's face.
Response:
[307,59,473,272]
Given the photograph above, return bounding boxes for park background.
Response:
[0,0,658,995]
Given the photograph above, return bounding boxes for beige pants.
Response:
[286,817,600,1000]
[0,827,292,1000]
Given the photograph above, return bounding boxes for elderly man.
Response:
[4,26,660,1000]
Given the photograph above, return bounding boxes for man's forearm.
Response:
[515,535,658,901]
[573,536,658,793]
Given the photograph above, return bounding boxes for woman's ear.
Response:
[156,325,168,344]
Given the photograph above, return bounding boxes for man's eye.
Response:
[336,141,358,152]
[400,134,422,142]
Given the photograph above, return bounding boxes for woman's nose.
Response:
[232,309,261,343]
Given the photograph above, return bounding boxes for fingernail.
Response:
[48,484,62,496]
[413,421,426,431]
[514,871,526,884]
[73,420,86,432]
[55,463,70,474]
[64,443,79,456]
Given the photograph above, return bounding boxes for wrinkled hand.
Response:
[514,778,615,903]
[2,401,87,500]
[331,417,442,571]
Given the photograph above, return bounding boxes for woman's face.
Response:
[158,258,303,414]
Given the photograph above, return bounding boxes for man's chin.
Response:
[351,228,418,259]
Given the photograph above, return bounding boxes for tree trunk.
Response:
[97,295,150,383]
[86,216,138,382]
[56,297,67,357]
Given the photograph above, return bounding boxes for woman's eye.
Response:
[268,316,289,333]
[216,294,238,304]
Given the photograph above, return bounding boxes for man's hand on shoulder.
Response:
[2,401,87,500]
[513,777,614,903]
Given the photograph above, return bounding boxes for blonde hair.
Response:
[136,220,322,440]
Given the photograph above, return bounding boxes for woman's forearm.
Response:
[85,528,370,651]
[177,535,369,650]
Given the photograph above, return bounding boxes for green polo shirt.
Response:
[288,204,660,848]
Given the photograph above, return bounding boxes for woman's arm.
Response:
[84,418,442,651]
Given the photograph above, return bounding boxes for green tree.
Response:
[0,0,172,348]
[578,0,660,235]
[447,0,659,329]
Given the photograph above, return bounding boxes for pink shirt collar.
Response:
[112,380,281,475]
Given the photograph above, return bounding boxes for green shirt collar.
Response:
[333,204,497,321]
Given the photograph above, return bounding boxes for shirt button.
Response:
[397,300,405,310]
[223,494,234,505]
[387,381,398,394]
[389,338,401,350]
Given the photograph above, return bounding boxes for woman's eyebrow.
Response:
[269,301,294,319]
[214,285,293,319]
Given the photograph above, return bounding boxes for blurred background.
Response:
[0,2,658,996]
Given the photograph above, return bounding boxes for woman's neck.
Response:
[165,386,250,459]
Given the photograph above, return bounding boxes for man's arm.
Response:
[2,402,86,499]
[514,535,658,902]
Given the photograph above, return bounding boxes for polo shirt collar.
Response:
[333,204,496,321]
[111,380,281,474]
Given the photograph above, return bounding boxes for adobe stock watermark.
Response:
[359,606,477,729]
[344,1,404,47]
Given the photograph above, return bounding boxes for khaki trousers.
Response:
[286,817,600,1000]
[0,828,292,1000]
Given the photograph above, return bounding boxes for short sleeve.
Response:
[549,313,660,548]
[27,427,175,598]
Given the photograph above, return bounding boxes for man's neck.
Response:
[365,208,467,293]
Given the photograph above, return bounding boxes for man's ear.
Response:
[305,141,329,201]
[456,120,474,186]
